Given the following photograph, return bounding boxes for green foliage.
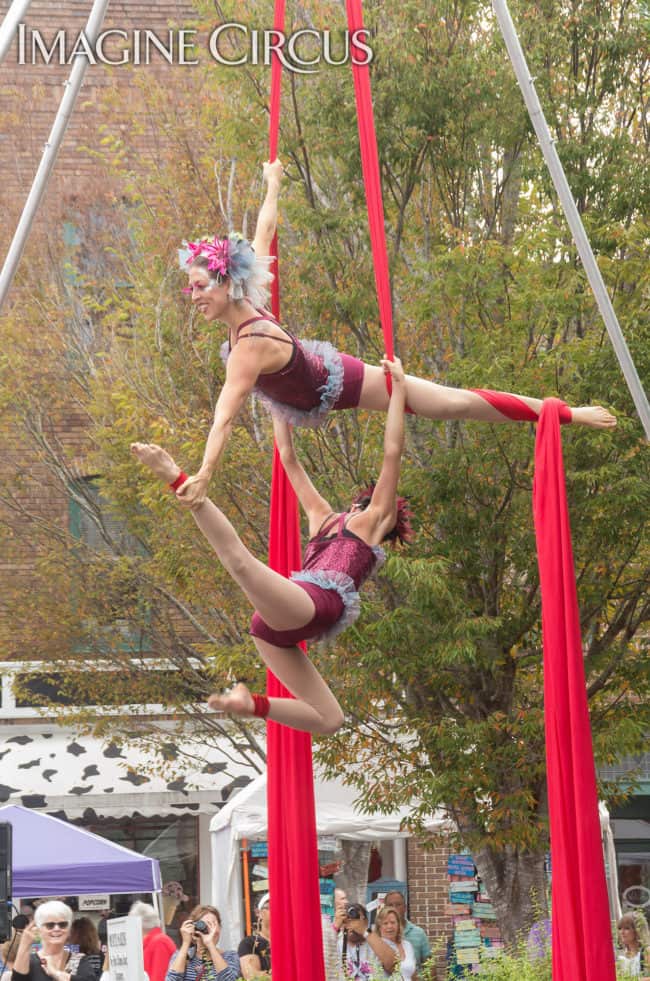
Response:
[459,950,552,981]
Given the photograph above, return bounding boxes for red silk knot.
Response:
[169,471,188,491]
[251,693,271,718]
[471,389,572,424]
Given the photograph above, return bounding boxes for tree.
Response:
[1,0,648,943]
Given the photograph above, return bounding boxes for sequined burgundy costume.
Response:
[221,311,365,427]
[221,309,577,430]
[250,512,385,648]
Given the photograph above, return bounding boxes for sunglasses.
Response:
[42,922,69,930]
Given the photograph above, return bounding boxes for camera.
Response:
[346,904,367,921]
[193,920,209,934]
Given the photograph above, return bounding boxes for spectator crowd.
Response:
[0,889,432,981]
[4,890,649,980]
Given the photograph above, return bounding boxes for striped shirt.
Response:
[164,949,240,981]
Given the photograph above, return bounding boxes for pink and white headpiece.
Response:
[183,236,231,278]
[179,232,274,306]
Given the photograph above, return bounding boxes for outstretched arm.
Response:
[273,416,333,535]
[177,344,266,508]
[251,160,283,256]
[364,357,407,539]
[345,913,397,975]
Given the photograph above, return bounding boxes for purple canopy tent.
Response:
[0,804,161,896]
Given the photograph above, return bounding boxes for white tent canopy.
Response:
[210,767,448,948]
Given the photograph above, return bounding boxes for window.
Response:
[68,477,151,653]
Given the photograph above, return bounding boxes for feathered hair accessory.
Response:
[352,483,414,545]
[179,232,274,307]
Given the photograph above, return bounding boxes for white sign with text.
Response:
[78,894,111,912]
[107,916,145,981]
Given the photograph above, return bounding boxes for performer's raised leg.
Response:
[131,442,345,735]
[357,365,616,429]
[130,442,315,632]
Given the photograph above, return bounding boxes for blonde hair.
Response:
[188,904,221,926]
[618,910,650,948]
[376,906,402,943]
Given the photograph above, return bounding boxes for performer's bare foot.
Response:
[130,442,181,483]
[571,406,616,429]
[207,682,255,718]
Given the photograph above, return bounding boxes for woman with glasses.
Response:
[11,903,95,981]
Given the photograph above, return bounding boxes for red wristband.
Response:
[169,471,188,492]
[251,693,271,718]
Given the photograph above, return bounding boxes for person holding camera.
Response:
[164,906,239,981]
[333,901,397,980]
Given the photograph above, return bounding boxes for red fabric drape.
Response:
[533,399,616,981]
[265,4,326,981]
[346,0,394,371]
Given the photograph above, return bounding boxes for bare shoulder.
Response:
[236,314,287,341]
[232,320,293,375]
[344,509,380,546]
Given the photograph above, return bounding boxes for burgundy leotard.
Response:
[223,314,573,427]
[221,312,365,427]
[250,512,385,648]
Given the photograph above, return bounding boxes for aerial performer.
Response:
[131,355,411,735]
[174,159,616,509]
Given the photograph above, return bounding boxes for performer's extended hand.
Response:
[380,354,405,386]
[176,471,209,509]
[263,158,283,185]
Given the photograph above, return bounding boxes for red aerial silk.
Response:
[265,3,326,980]
[346,0,418,408]
[266,453,324,981]
[346,0,397,392]
[533,399,616,981]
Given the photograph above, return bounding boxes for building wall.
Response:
[0,0,198,637]
[0,1,199,209]
[408,835,451,974]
